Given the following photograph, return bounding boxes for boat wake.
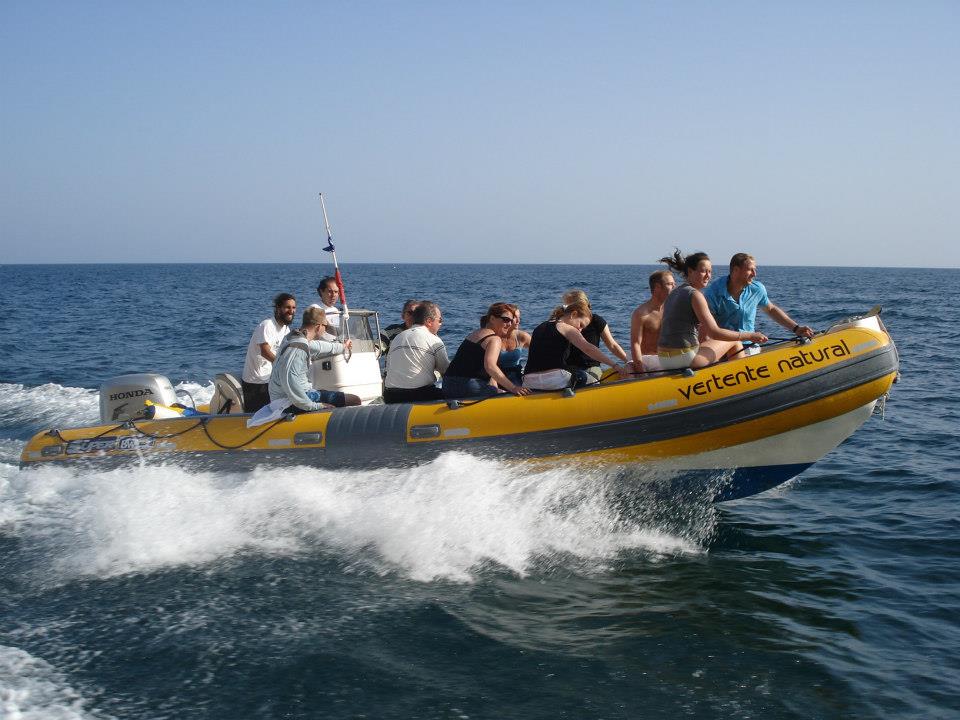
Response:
[2,451,716,586]
[0,645,103,720]
[0,383,100,437]
[0,381,214,439]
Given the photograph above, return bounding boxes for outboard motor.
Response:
[99,373,177,423]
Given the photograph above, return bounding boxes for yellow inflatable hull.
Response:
[20,311,898,501]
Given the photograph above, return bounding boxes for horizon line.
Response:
[2,261,957,270]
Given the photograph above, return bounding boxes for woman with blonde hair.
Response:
[560,289,629,385]
[442,303,532,399]
[524,298,629,391]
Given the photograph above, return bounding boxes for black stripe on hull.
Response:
[396,343,898,466]
[23,344,896,474]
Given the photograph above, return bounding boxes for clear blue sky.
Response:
[2,1,957,267]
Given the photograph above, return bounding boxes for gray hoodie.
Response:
[268,331,345,411]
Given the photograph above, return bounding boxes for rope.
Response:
[92,423,129,439]
[198,417,290,450]
[125,415,289,451]
[723,333,820,361]
[126,419,205,440]
[444,392,512,409]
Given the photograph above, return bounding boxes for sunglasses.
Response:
[497,315,517,324]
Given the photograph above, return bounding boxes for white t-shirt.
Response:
[308,302,341,327]
[242,317,291,384]
[385,325,450,389]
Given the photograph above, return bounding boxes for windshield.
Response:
[332,312,379,353]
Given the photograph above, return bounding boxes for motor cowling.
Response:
[99,373,177,423]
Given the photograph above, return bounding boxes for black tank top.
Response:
[445,333,497,380]
[565,314,606,369]
[525,322,571,373]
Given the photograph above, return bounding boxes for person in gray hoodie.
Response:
[269,306,361,413]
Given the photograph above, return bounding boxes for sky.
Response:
[1,1,957,267]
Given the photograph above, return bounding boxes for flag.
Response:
[334,268,347,307]
[323,238,335,252]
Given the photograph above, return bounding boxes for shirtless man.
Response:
[630,270,676,372]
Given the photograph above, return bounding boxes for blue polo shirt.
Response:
[703,276,770,332]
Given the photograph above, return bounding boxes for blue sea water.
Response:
[0,263,957,719]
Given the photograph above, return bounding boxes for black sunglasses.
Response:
[497,315,516,323]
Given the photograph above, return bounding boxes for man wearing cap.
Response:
[703,253,815,354]
[241,293,296,413]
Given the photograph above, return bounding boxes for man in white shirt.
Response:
[380,299,420,354]
[384,301,449,403]
[308,276,342,330]
[241,293,296,412]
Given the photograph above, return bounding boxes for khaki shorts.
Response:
[657,346,698,370]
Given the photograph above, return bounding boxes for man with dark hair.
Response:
[383,301,449,403]
[380,299,420,353]
[242,293,296,412]
[309,276,341,329]
[630,270,676,371]
[703,253,814,354]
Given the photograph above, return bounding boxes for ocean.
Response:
[1,263,957,719]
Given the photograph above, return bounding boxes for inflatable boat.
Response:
[19,308,898,501]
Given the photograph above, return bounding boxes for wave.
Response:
[0,381,214,439]
[0,383,100,434]
[2,452,712,585]
[0,645,107,720]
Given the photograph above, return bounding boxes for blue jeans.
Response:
[501,366,523,387]
[442,376,499,400]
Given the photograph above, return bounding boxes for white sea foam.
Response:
[171,380,214,408]
[0,381,213,431]
[0,439,25,467]
[1,379,711,583]
[3,452,709,584]
[0,383,100,430]
[0,646,106,720]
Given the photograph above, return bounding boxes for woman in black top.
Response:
[442,303,532,399]
[561,289,629,384]
[524,298,629,391]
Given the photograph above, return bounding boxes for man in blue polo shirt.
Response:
[703,253,815,354]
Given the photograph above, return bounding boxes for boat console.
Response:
[310,308,385,404]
